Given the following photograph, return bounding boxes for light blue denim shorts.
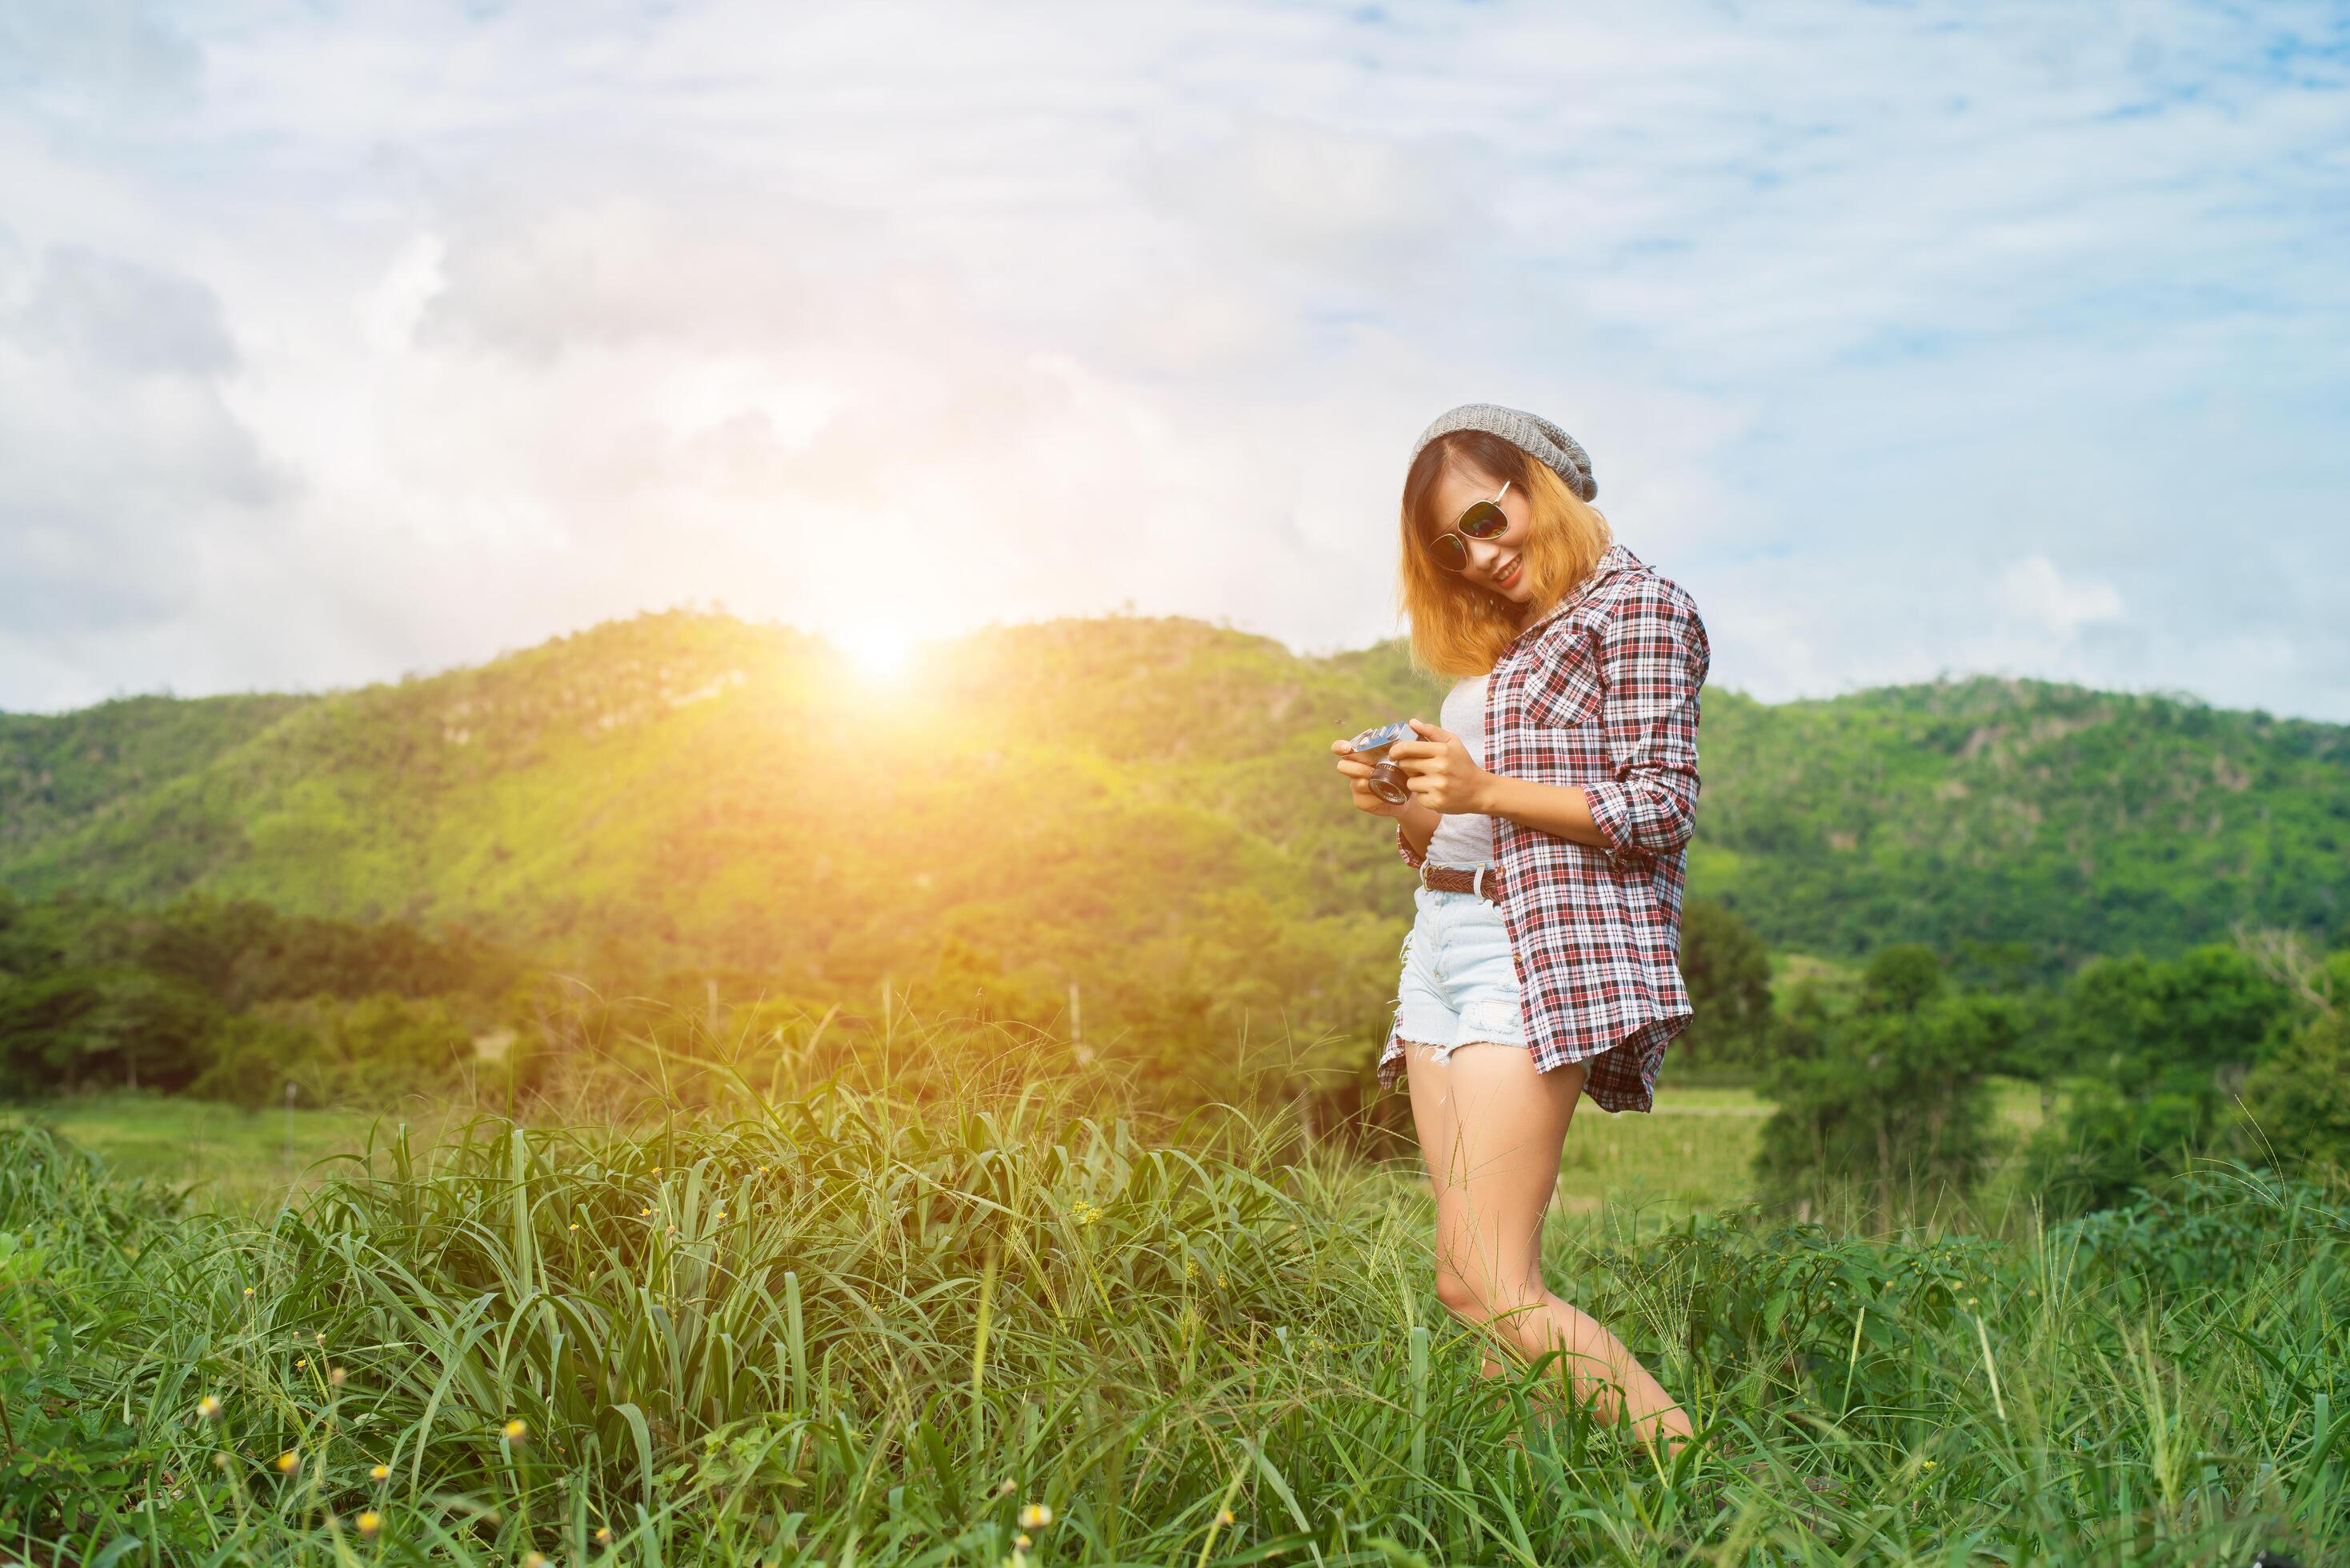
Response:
[1393,864,1528,1062]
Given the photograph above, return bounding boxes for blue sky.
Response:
[2,0,2346,718]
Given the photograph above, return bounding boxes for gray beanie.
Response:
[1410,402,1597,502]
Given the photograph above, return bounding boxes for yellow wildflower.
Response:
[356,1510,382,1539]
[274,1450,299,1474]
[594,1527,613,1545]
[370,1463,390,1481]
[502,1418,528,1444]
[1019,1502,1053,1528]
[195,1395,222,1421]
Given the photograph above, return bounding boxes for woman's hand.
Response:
[1330,734,1411,818]
[1387,718,1493,814]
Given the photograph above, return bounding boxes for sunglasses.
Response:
[1424,479,1512,573]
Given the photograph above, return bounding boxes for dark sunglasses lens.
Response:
[1457,501,1508,539]
[1429,533,1470,571]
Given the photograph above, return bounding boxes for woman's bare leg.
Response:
[1404,1038,1695,1458]
[1402,1038,1511,1382]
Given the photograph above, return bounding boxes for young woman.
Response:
[1330,402,1709,1458]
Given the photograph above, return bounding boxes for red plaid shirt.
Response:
[1379,543,1709,1114]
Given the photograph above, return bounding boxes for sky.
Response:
[2,0,2347,720]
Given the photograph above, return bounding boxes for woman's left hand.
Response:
[1387,718,1493,814]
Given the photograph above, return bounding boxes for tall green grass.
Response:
[0,1011,2342,1566]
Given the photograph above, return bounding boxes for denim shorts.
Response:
[1393,866,1528,1062]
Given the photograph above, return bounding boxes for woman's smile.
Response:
[1426,463,1537,604]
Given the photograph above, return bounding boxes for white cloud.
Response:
[0,0,2344,721]
[1997,555,2124,636]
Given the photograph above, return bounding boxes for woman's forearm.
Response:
[1395,798,1442,860]
[1473,774,1614,849]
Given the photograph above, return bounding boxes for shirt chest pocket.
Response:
[1522,653,1607,730]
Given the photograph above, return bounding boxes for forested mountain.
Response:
[3,610,2344,1001]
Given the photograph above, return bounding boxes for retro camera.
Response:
[1343,718,1419,805]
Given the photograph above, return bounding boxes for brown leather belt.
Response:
[1419,862,1506,903]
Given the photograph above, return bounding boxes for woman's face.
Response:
[1425,462,1535,605]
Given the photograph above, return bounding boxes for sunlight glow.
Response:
[835,620,915,680]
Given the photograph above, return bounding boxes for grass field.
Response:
[0,1076,2060,1222]
[0,1093,458,1212]
[5,1050,2330,1567]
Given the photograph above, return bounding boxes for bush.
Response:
[188,992,479,1109]
[2024,1072,2220,1216]
[2236,1006,2350,1180]
[1754,946,2004,1218]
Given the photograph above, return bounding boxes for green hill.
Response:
[2,610,2344,1001]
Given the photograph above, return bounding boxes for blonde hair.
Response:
[1395,429,1613,678]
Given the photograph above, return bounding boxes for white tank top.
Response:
[1421,673,1495,867]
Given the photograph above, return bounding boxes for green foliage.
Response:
[2059,944,2298,1082]
[2027,943,2309,1213]
[1696,674,2350,965]
[0,1125,176,1538]
[1,1066,2344,1565]
[0,889,517,1106]
[1755,946,2005,1218]
[3,614,2344,1089]
[2240,1006,2350,1181]
[0,963,220,1094]
[1674,899,1773,1068]
[188,994,479,1110]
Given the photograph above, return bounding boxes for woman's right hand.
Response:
[1330,737,1410,818]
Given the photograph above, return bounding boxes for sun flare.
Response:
[835,620,915,679]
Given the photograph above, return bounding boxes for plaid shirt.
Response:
[1379,543,1709,1114]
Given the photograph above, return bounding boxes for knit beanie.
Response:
[1409,402,1598,502]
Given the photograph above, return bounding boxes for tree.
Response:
[2236,1002,2350,1180]
[1675,900,1773,1068]
[1755,946,2002,1218]
[0,966,219,1094]
[2028,942,2308,1214]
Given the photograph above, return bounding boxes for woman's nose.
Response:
[1466,535,1507,574]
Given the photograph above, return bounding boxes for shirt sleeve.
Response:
[1580,578,1709,860]
[1394,817,1427,869]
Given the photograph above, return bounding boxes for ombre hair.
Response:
[1396,429,1614,678]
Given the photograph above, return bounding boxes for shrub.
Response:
[1754,947,2004,1218]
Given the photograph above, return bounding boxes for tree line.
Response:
[2,885,2343,1215]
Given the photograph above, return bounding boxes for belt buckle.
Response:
[1471,866,1486,900]
[1418,861,1432,890]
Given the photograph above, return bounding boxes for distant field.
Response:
[0,1092,458,1211]
[2,1074,2059,1218]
